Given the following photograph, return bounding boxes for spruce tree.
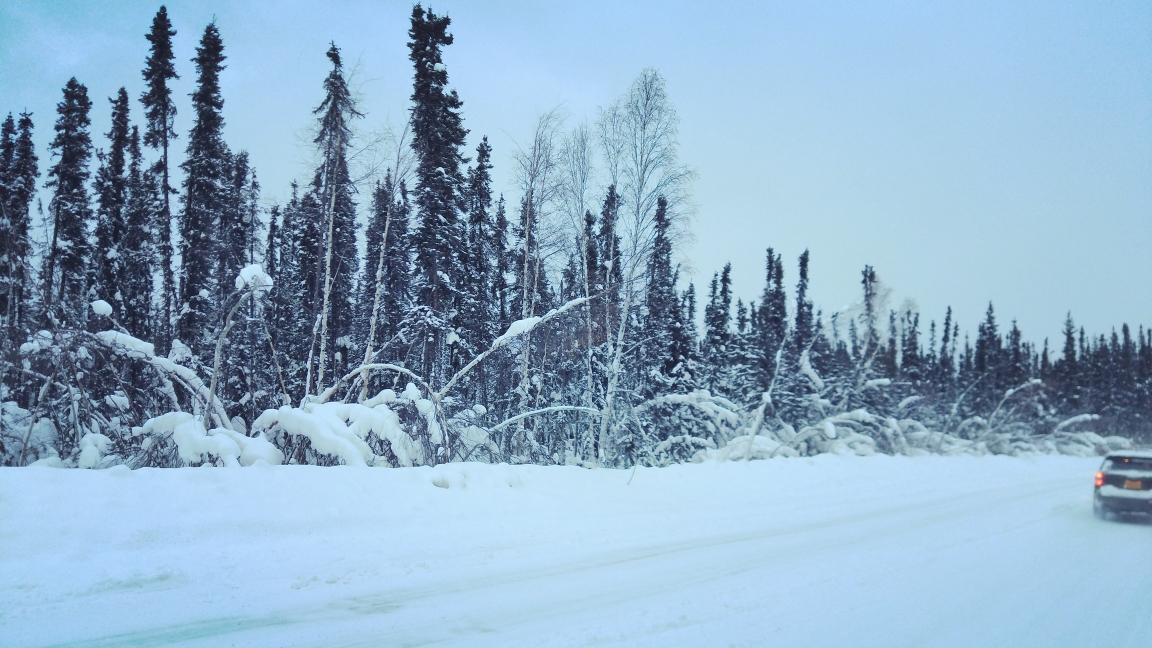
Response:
[356,173,411,374]
[492,195,510,327]
[594,185,623,344]
[859,266,881,359]
[938,306,954,382]
[972,302,1002,412]
[757,248,787,387]
[640,197,682,392]
[675,282,700,382]
[141,5,179,352]
[307,43,360,393]
[702,264,733,390]
[460,137,495,353]
[93,88,131,314]
[0,114,16,336]
[900,307,921,381]
[0,115,13,204]
[268,184,314,399]
[793,250,814,354]
[120,126,157,338]
[43,78,94,326]
[408,4,469,382]
[219,151,261,297]
[217,151,264,414]
[178,23,229,360]
[1,112,37,339]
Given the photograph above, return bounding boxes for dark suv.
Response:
[1094,450,1152,519]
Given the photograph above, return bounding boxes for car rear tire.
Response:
[1093,496,1108,520]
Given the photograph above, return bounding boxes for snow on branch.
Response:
[1053,413,1100,434]
[634,390,741,426]
[485,406,602,434]
[94,330,234,430]
[437,295,593,400]
[253,401,422,467]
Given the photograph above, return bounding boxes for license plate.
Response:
[1124,479,1142,490]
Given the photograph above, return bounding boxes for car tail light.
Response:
[1095,472,1105,488]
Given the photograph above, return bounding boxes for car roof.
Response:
[1106,450,1152,460]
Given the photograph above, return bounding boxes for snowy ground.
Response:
[1,455,1149,648]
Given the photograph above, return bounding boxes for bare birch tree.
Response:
[358,123,414,402]
[509,108,565,454]
[595,68,696,465]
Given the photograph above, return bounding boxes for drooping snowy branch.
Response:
[437,295,592,400]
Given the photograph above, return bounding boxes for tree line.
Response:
[1,5,1149,468]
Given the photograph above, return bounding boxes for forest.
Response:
[1,5,1149,469]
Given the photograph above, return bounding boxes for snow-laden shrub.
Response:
[132,412,283,467]
[1,400,59,466]
[254,400,419,467]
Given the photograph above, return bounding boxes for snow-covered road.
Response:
[2,454,1149,647]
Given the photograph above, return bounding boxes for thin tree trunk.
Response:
[598,261,634,466]
[359,201,392,402]
[315,131,343,395]
[513,193,535,449]
[160,136,175,353]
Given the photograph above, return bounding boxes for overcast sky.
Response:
[2,0,1149,347]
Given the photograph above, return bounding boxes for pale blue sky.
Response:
[2,1,1149,346]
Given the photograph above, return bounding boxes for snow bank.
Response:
[698,434,799,461]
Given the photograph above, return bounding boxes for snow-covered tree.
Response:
[178,23,229,362]
[407,4,469,386]
[43,78,94,327]
[140,5,179,354]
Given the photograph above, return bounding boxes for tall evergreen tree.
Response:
[676,282,700,381]
[356,173,411,372]
[860,265,881,360]
[0,114,13,208]
[408,4,468,382]
[268,184,315,399]
[141,5,179,352]
[900,306,921,380]
[219,151,261,296]
[640,197,682,392]
[307,43,360,393]
[178,22,229,360]
[460,137,495,352]
[594,185,623,345]
[757,248,787,386]
[793,249,814,354]
[43,78,94,326]
[93,88,131,314]
[1,112,37,338]
[492,195,510,327]
[938,306,954,382]
[702,263,733,389]
[120,126,157,338]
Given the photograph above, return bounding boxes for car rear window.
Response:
[1104,458,1152,472]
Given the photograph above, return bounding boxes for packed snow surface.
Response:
[1,455,1149,647]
